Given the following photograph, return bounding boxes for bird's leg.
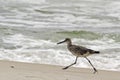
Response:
[85,57,97,74]
[63,56,78,70]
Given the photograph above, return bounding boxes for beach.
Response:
[0,60,119,80]
[0,0,120,79]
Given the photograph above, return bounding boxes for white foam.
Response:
[1,35,120,71]
[53,14,76,23]
[0,0,46,4]
[72,38,120,50]
[2,34,56,50]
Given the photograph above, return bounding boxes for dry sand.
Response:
[0,60,119,80]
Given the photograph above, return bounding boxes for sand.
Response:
[0,60,119,80]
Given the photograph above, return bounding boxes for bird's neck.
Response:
[67,40,72,47]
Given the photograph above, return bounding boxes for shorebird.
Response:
[57,38,100,74]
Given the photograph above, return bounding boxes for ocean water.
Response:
[0,0,120,71]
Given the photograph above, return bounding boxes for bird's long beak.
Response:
[57,40,66,44]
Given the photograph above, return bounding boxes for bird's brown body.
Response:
[68,45,89,57]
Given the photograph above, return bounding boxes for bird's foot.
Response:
[93,68,98,74]
[62,66,69,70]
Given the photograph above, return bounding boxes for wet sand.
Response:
[0,60,119,80]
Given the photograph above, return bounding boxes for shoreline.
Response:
[0,60,120,80]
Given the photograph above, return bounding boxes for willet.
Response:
[57,38,100,74]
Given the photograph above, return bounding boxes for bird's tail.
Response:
[94,51,100,54]
[88,49,100,54]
